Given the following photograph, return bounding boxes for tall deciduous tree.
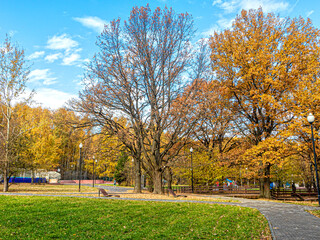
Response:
[18,106,61,182]
[53,108,85,179]
[210,8,320,198]
[0,36,30,192]
[71,5,198,194]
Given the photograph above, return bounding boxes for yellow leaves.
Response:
[15,105,61,169]
[242,137,293,167]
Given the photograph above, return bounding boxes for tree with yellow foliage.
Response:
[52,108,85,179]
[16,105,60,182]
[210,8,320,198]
[83,131,125,181]
[0,36,30,192]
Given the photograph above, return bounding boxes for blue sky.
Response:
[0,0,319,109]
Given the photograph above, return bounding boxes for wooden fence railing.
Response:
[270,189,317,201]
[164,185,259,195]
[163,186,318,201]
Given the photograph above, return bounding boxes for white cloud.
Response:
[32,88,77,110]
[27,51,45,60]
[240,0,289,13]
[29,69,57,85]
[212,0,290,13]
[202,18,234,36]
[62,53,81,65]
[46,34,78,51]
[202,25,219,36]
[45,53,62,63]
[209,0,289,34]
[306,10,314,18]
[45,34,84,67]
[74,16,106,33]
[217,17,234,29]
[8,30,17,37]
[212,0,222,6]
[220,0,239,13]
[83,58,90,63]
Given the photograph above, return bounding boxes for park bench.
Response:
[98,188,120,198]
[291,193,304,201]
[168,188,187,198]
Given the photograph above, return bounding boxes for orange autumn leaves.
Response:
[206,8,320,184]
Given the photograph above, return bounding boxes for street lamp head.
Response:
[79,143,83,149]
[190,147,193,153]
[307,113,315,124]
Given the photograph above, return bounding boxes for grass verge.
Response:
[3,183,97,193]
[307,210,320,218]
[2,184,238,202]
[257,198,319,207]
[0,196,270,239]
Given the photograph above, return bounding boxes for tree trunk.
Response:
[4,107,10,192]
[263,178,271,199]
[146,174,153,192]
[259,164,264,197]
[134,158,141,193]
[264,163,271,199]
[31,170,35,184]
[259,163,271,199]
[153,169,163,194]
[3,170,9,192]
[167,169,173,190]
[259,178,264,197]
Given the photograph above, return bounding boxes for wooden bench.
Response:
[98,188,120,198]
[291,193,304,201]
[168,189,187,198]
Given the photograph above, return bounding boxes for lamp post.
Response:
[93,156,97,187]
[240,165,242,187]
[71,165,74,180]
[131,158,134,186]
[190,147,194,193]
[246,167,249,186]
[78,143,83,192]
[307,113,320,206]
[57,168,61,184]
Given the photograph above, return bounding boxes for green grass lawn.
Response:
[309,210,320,218]
[0,196,270,239]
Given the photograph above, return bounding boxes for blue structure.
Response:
[1,177,47,183]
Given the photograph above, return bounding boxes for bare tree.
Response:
[71,5,200,194]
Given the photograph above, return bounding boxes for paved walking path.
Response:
[1,187,320,240]
[225,197,320,240]
[91,184,134,193]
